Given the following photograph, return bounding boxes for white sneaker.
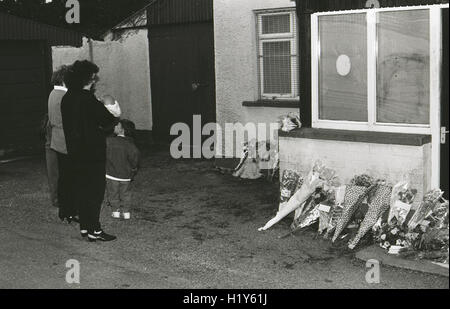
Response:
[112,211,121,219]
[122,212,131,220]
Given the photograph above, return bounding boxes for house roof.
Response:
[295,0,449,13]
[108,0,213,33]
[0,11,84,47]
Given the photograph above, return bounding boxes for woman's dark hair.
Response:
[51,65,70,86]
[120,119,136,139]
[64,60,99,90]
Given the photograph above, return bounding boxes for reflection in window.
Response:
[377,10,430,124]
[319,14,368,122]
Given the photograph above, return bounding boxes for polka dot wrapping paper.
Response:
[348,185,393,249]
[332,185,370,242]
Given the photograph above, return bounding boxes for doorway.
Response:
[148,22,216,144]
[0,40,50,158]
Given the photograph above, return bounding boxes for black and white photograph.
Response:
[0,0,449,294]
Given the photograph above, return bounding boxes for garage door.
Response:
[0,40,50,158]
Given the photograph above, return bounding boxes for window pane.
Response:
[377,10,430,124]
[262,41,292,94]
[319,14,368,121]
[262,14,290,34]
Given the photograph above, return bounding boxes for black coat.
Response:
[61,89,117,163]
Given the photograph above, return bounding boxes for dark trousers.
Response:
[106,179,131,212]
[76,161,106,233]
[57,153,78,220]
[45,147,59,208]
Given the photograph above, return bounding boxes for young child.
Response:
[105,119,140,220]
[102,95,122,118]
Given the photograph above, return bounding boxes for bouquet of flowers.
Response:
[258,161,336,231]
[388,183,417,226]
[233,140,263,180]
[292,162,340,228]
[371,182,418,253]
[332,175,374,242]
[278,169,302,212]
[279,113,302,133]
[375,217,411,252]
[349,182,393,250]
[408,190,445,230]
[291,188,335,231]
[323,186,346,238]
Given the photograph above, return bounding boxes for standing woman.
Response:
[47,65,78,222]
[62,60,117,242]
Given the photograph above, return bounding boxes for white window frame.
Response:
[256,9,299,100]
[311,4,448,189]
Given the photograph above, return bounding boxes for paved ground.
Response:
[0,148,448,289]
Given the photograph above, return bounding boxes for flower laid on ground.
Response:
[291,162,340,231]
[332,175,374,242]
[408,189,445,230]
[258,161,329,231]
[233,140,279,180]
[388,185,417,227]
[291,187,335,231]
[278,169,302,212]
[348,184,393,249]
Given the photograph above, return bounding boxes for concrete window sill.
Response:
[242,100,299,108]
[279,128,431,146]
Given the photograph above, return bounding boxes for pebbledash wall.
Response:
[213,0,299,162]
[51,30,153,131]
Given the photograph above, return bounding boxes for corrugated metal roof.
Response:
[0,12,83,47]
[296,0,449,13]
[147,0,213,25]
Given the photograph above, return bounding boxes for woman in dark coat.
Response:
[62,60,117,242]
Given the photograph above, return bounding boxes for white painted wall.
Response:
[52,30,153,131]
[279,137,432,208]
[214,0,298,157]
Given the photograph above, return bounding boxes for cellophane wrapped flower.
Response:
[291,188,334,231]
[279,113,302,132]
[388,182,417,226]
[233,140,263,179]
[291,162,340,231]
[349,184,393,250]
[279,169,302,212]
[375,217,411,252]
[258,163,326,231]
[318,191,337,235]
[332,177,373,242]
[408,189,445,231]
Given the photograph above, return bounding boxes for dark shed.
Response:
[0,11,83,47]
[0,12,83,158]
[147,0,213,25]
